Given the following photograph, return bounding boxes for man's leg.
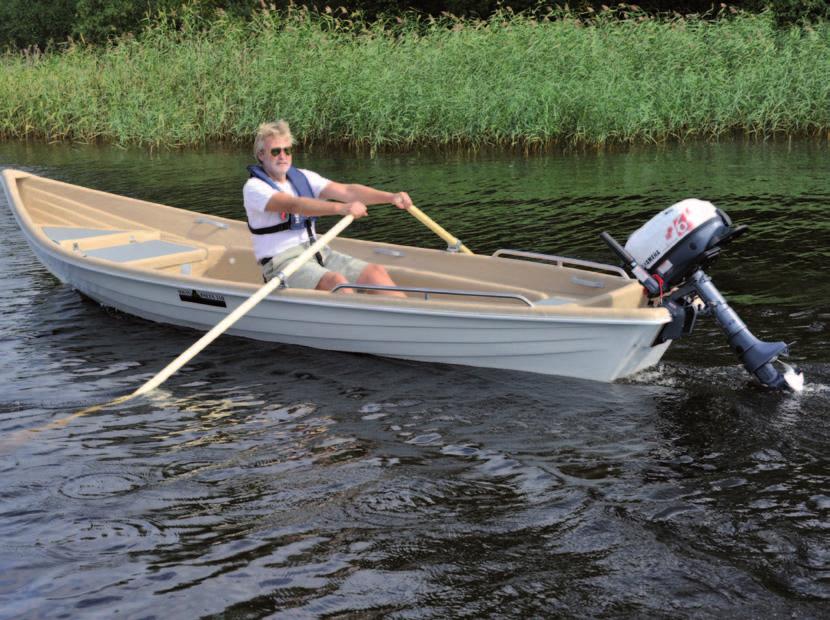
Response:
[319,251,406,298]
[356,264,407,298]
[317,271,354,294]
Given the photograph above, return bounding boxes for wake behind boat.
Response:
[1,170,801,388]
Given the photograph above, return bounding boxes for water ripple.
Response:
[1,141,828,617]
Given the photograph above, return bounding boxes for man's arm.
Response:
[264,191,367,219]
[320,182,412,210]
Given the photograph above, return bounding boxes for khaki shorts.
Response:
[261,242,369,290]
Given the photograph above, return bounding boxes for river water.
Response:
[0,141,827,618]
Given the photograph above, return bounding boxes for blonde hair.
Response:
[253,120,295,162]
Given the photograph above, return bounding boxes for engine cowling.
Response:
[624,199,741,289]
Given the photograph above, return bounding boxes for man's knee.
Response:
[358,263,393,284]
[357,263,406,297]
[317,271,350,292]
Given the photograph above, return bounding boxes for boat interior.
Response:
[5,170,651,311]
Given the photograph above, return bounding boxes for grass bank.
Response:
[2,9,829,149]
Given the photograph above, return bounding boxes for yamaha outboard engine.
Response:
[601,199,803,391]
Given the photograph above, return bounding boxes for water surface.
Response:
[0,140,828,618]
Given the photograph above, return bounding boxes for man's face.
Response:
[260,136,293,179]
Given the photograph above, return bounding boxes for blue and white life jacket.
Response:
[246,164,317,235]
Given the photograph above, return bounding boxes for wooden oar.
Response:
[131,213,354,397]
[407,205,473,255]
[3,215,354,445]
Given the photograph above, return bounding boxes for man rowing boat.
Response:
[243,120,411,295]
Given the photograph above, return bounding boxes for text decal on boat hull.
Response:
[178,289,227,308]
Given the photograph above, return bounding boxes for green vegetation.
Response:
[4,2,830,50]
[1,8,829,149]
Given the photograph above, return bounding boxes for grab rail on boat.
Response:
[492,249,630,278]
[329,283,534,306]
[194,217,229,230]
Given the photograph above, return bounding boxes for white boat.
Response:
[3,169,673,383]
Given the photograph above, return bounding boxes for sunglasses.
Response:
[269,147,292,157]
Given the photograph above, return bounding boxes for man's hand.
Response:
[339,201,368,218]
[390,192,413,210]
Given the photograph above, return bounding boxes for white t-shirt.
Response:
[243,168,331,260]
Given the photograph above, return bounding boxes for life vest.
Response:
[246,165,324,266]
[246,164,317,235]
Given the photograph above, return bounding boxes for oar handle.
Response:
[131,214,355,398]
[407,205,473,255]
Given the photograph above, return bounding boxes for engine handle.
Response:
[600,232,661,296]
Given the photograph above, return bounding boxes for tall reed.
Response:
[1,8,829,149]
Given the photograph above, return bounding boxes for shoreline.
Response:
[3,132,828,156]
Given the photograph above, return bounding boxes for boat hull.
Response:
[22,237,668,382]
[4,170,671,383]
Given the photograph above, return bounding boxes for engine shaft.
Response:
[689,270,792,389]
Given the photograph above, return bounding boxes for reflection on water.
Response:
[0,141,827,617]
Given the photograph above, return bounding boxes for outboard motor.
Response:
[601,199,803,391]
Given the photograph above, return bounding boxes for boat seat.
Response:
[45,226,157,252]
[42,225,209,270]
[84,240,200,263]
[43,226,126,242]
